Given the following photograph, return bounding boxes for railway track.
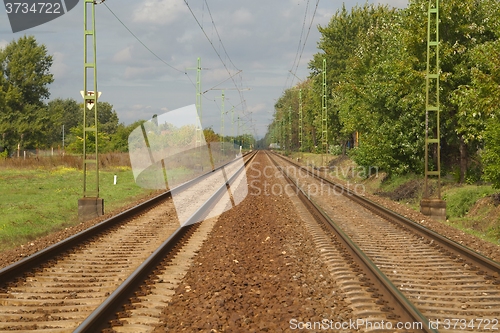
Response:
[0,151,256,333]
[269,151,500,332]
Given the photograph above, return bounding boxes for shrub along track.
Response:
[0,152,255,332]
[272,152,500,332]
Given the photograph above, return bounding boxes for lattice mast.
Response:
[299,88,303,151]
[321,58,328,154]
[82,0,99,198]
[288,106,292,151]
[231,106,235,147]
[220,90,225,153]
[195,57,202,147]
[424,0,441,198]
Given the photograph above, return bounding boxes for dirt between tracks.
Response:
[153,153,352,332]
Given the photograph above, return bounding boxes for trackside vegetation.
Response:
[0,163,156,251]
[265,0,500,189]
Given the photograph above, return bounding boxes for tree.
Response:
[405,0,500,181]
[109,120,146,153]
[65,101,122,153]
[0,36,53,152]
[336,5,426,174]
[0,36,53,106]
[483,119,500,188]
[83,101,119,135]
[309,4,397,149]
[65,125,111,154]
[44,98,81,147]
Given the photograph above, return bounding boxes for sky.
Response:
[0,0,408,139]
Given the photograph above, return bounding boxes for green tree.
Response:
[109,120,146,153]
[43,98,80,148]
[405,0,500,181]
[65,125,111,154]
[65,101,121,153]
[337,6,426,174]
[0,36,53,152]
[308,4,397,149]
[483,119,500,188]
[83,101,119,135]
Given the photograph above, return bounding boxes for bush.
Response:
[483,119,500,188]
[443,186,497,218]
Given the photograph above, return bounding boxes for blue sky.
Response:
[0,0,407,138]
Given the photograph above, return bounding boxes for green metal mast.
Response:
[195,57,202,147]
[321,58,328,154]
[299,88,303,151]
[220,90,225,154]
[288,106,292,151]
[231,106,235,147]
[83,0,99,198]
[424,0,441,199]
[281,117,284,150]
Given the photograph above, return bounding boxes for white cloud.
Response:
[131,104,153,110]
[51,52,70,80]
[113,46,133,63]
[251,62,266,70]
[133,0,188,25]
[124,66,161,80]
[0,40,8,49]
[247,103,267,114]
[176,30,197,44]
[231,8,253,25]
[204,68,234,84]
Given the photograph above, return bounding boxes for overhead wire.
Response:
[286,0,321,89]
[98,1,253,134]
[103,3,184,74]
[203,0,240,72]
[102,2,199,90]
[184,1,246,110]
[286,0,311,89]
[183,0,252,131]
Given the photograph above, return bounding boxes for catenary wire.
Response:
[103,3,186,74]
[287,0,321,89]
[183,1,246,103]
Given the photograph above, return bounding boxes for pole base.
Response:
[78,197,104,221]
[420,198,446,221]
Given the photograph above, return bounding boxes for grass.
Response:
[441,185,500,243]
[0,165,155,251]
[291,152,330,167]
[378,173,421,194]
[442,185,497,218]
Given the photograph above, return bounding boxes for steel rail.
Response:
[74,151,258,332]
[267,152,435,333]
[0,151,253,282]
[272,152,500,279]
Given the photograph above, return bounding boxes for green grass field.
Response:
[0,166,155,251]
